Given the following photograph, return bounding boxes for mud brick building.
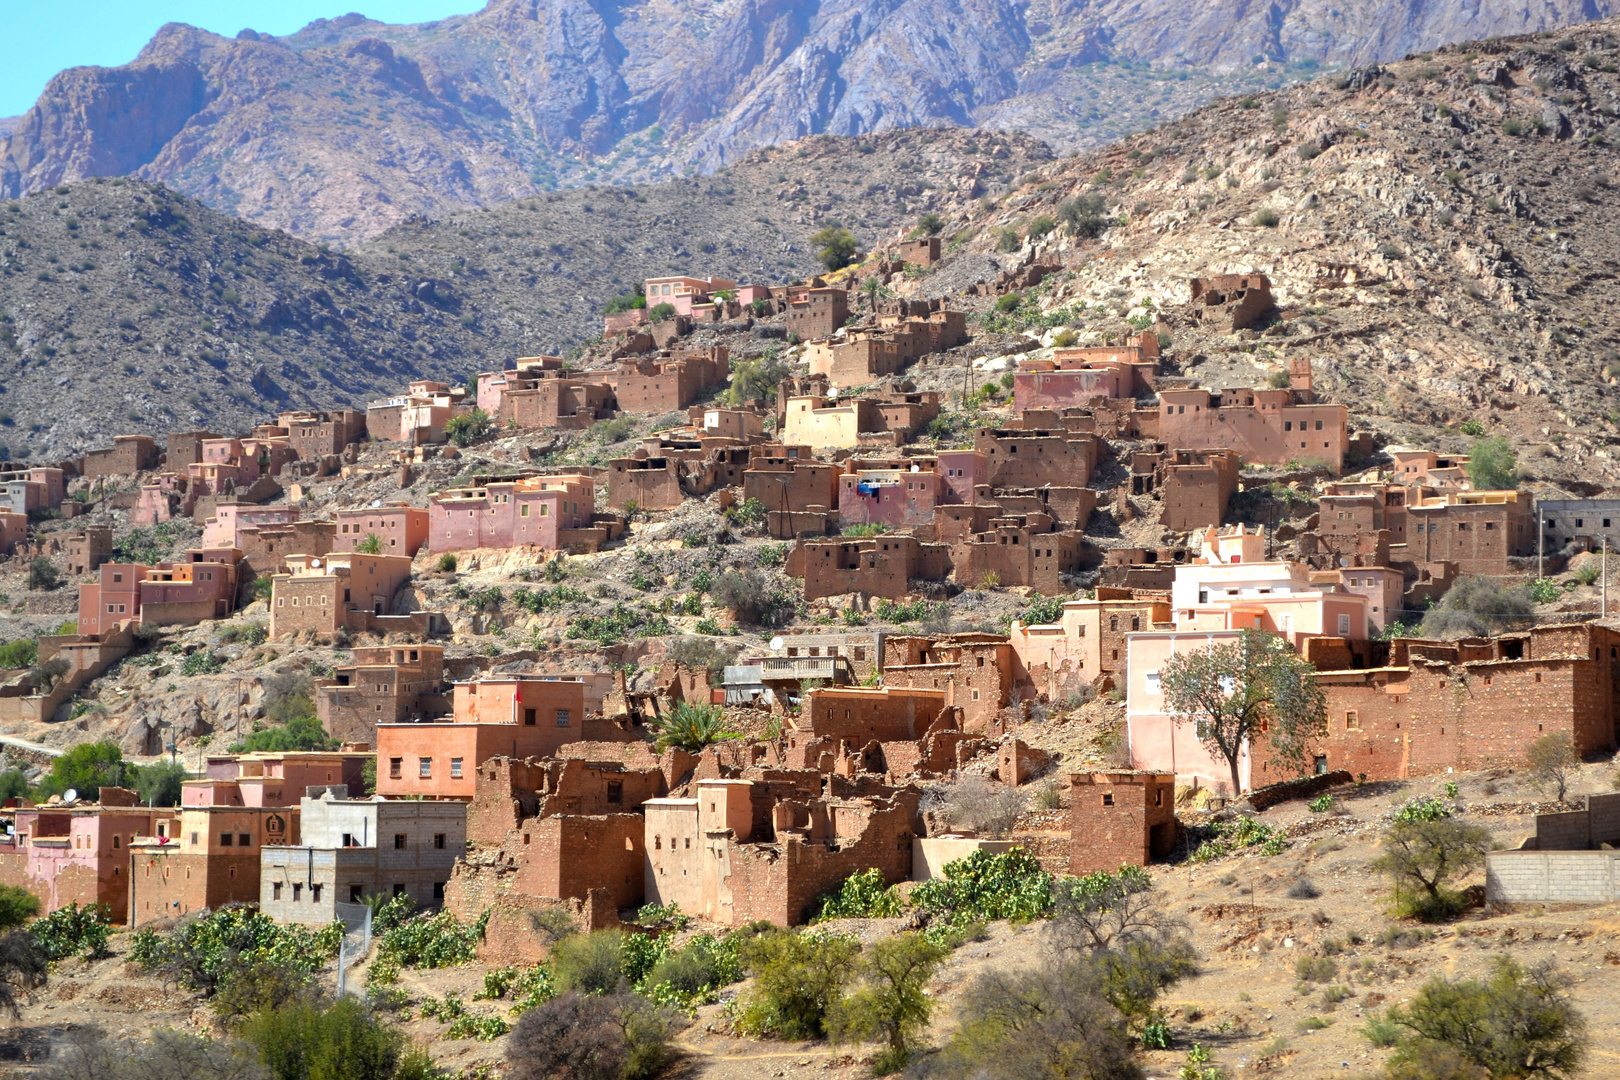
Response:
[1399,490,1533,576]
[165,430,222,470]
[785,287,849,341]
[61,526,113,577]
[201,503,302,550]
[644,775,921,926]
[478,359,620,431]
[427,473,600,553]
[316,644,449,744]
[235,519,336,580]
[790,535,952,601]
[375,676,638,799]
[1307,625,1620,785]
[1391,449,1471,490]
[838,465,942,529]
[278,409,367,461]
[268,552,416,639]
[82,435,158,478]
[881,634,1019,730]
[691,406,767,442]
[1157,360,1349,472]
[796,685,950,746]
[1130,447,1240,531]
[606,347,729,413]
[334,504,430,556]
[367,380,464,445]
[893,237,941,265]
[1010,590,1174,698]
[1187,273,1275,331]
[1317,482,1414,549]
[260,791,465,925]
[0,512,24,557]
[130,804,299,926]
[755,631,889,681]
[743,446,841,524]
[1,789,161,924]
[79,547,241,635]
[466,754,669,848]
[1069,773,1177,874]
[809,334,910,388]
[607,444,735,511]
[1012,332,1160,412]
[952,516,1084,595]
[973,427,1099,488]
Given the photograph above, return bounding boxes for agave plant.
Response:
[653,701,738,752]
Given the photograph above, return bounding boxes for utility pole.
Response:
[1539,516,1545,582]
[1604,535,1609,620]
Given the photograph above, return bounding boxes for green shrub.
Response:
[1373,817,1491,922]
[0,886,39,930]
[648,302,676,322]
[910,849,1052,922]
[1295,955,1338,983]
[1252,208,1280,228]
[735,929,859,1039]
[0,638,38,670]
[435,553,458,573]
[180,650,224,676]
[376,909,489,971]
[27,557,60,591]
[130,907,342,996]
[1308,794,1335,813]
[551,929,629,996]
[1059,194,1110,238]
[507,991,676,1080]
[1394,797,1452,823]
[996,228,1021,253]
[1502,118,1524,136]
[814,868,902,921]
[827,932,950,1073]
[1190,816,1287,860]
[243,994,403,1080]
[651,700,737,752]
[811,226,858,271]
[445,408,494,447]
[1027,215,1058,239]
[31,902,111,960]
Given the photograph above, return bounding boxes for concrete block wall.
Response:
[1486,851,1620,904]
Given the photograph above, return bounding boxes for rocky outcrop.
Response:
[3,0,1613,241]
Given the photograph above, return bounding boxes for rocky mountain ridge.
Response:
[3,0,1614,242]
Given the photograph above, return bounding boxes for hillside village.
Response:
[2,27,1620,1080]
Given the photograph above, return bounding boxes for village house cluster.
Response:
[3,260,1613,936]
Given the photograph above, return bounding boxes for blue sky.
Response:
[1,1,483,117]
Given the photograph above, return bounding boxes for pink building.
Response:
[838,467,940,529]
[202,504,302,549]
[1012,333,1160,412]
[78,548,241,635]
[935,450,986,505]
[427,474,595,553]
[186,752,370,807]
[0,466,64,515]
[1123,525,1372,794]
[335,504,430,557]
[11,793,163,924]
[644,276,740,316]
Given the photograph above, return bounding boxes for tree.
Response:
[1059,194,1111,239]
[1049,866,1180,953]
[444,408,493,448]
[1420,577,1535,639]
[0,888,40,936]
[1383,956,1586,1080]
[913,213,945,237]
[1372,817,1492,921]
[647,302,676,322]
[724,351,789,405]
[28,556,60,591]
[37,741,131,799]
[38,1028,267,1080]
[1467,435,1518,492]
[931,962,1144,1080]
[354,533,383,555]
[233,717,338,754]
[735,929,859,1040]
[134,759,187,807]
[550,929,628,996]
[861,275,888,313]
[507,992,676,1080]
[0,637,38,669]
[828,933,949,1073]
[0,768,30,803]
[811,226,858,272]
[929,777,1027,839]
[1157,628,1327,796]
[1525,732,1578,802]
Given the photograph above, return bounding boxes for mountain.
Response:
[0,127,1049,460]
[924,24,1620,490]
[3,0,1614,243]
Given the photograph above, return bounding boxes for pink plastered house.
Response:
[427,474,595,553]
[1012,332,1160,412]
[1156,359,1348,472]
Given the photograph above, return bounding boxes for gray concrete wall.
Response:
[1486,850,1620,904]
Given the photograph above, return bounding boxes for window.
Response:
[342,833,355,847]
[239,833,251,847]
[451,757,463,779]
[521,504,529,517]
[1101,793,1114,807]
[219,833,233,847]
[1144,670,1161,695]
[272,882,282,900]
[1337,614,1351,636]
[524,708,536,726]
[607,781,623,804]
[311,884,322,903]
[394,834,407,850]
[433,882,445,900]
[556,709,571,727]
[293,883,303,901]
[1345,710,1361,731]
[434,833,447,849]
[389,758,402,779]
[350,884,364,903]
[419,758,433,779]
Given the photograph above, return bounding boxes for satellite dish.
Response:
[770,636,784,652]
[63,788,77,804]
[1338,556,1350,567]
